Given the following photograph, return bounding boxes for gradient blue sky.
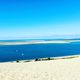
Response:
[0,0,80,39]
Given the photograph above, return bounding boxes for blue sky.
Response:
[0,0,80,39]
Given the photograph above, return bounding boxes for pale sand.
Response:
[0,41,69,45]
[0,40,76,45]
[0,57,80,80]
[0,40,80,45]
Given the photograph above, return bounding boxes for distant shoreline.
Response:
[0,40,80,45]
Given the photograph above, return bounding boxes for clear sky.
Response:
[0,0,80,40]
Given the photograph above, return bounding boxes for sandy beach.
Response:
[0,56,80,80]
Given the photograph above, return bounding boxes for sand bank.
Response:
[0,40,72,45]
[0,56,80,80]
[0,40,80,45]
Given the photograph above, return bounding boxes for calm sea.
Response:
[0,40,80,62]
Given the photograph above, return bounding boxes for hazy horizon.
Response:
[0,34,80,40]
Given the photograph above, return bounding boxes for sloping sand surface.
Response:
[0,57,80,80]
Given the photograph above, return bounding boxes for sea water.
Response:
[0,41,80,62]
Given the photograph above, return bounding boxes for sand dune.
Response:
[0,57,80,80]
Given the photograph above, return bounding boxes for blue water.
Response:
[0,41,80,62]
